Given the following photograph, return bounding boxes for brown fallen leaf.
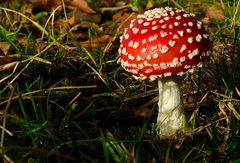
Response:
[134,107,152,117]
[65,0,95,14]
[186,96,194,104]
[206,6,224,21]
[40,0,61,10]
[201,6,225,33]
[112,11,138,32]
[0,42,12,67]
[69,9,101,26]
[0,42,11,55]
[78,35,112,49]
[40,0,95,14]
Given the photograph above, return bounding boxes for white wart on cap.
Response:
[119,7,212,81]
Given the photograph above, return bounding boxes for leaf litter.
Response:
[0,0,240,162]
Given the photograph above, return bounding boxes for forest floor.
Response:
[0,0,240,162]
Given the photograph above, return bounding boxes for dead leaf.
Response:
[79,35,112,49]
[201,17,210,25]
[40,0,95,14]
[206,6,225,21]
[72,30,88,40]
[112,11,138,32]
[69,9,100,25]
[134,108,152,117]
[201,6,225,32]
[40,0,62,10]
[0,42,12,67]
[65,0,96,14]
[186,96,194,104]
[0,42,11,55]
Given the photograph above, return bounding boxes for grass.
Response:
[0,0,240,162]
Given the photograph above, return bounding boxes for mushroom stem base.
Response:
[157,76,184,138]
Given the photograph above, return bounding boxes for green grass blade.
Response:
[101,130,122,163]
[107,131,126,161]
[0,7,54,41]
[25,83,40,121]
[0,26,20,52]
[136,119,148,163]
[100,130,110,163]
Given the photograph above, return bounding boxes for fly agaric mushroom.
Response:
[118,7,212,138]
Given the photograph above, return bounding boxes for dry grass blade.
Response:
[41,5,62,40]
[0,126,13,137]
[0,7,54,41]
[193,117,228,133]
[1,59,32,94]
[231,0,240,27]
[235,87,240,96]
[227,102,240,120]
[0,0,239,162]
[188,91,209,123]
[3,154,14,163]
[1,86,14,155]
[86,62,107,86]
[100,4,133,12]
[0,61,19,72]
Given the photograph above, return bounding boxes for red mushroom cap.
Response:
[119,7,212,80]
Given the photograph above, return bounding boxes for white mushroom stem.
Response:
[157,76,184,138]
